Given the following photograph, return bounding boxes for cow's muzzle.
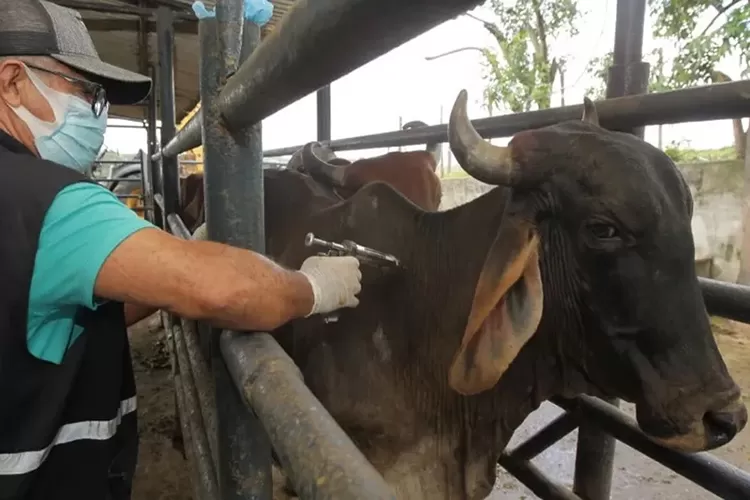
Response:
[645,390,747,452]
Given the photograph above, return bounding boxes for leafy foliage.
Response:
[663,142,737,162]
[649,0,749,85]
[585,48,673,100]
[478,0,580,113]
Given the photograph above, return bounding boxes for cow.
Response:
[193,90,747,499]
[286,119,443,211]
[185,120,442,240]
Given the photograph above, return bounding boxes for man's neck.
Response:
[0,110,39,156]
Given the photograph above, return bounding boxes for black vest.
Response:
[0,132,139,500]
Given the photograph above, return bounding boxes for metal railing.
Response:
[143,0,750,499]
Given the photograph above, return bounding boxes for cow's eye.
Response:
[587,222,619,240]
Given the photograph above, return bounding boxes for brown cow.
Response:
[183,122,443,235]
[194,91,747,499]
[294,120,442,211]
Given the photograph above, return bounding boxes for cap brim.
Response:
[51,54,152,106]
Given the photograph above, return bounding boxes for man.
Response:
[0,2,362,499]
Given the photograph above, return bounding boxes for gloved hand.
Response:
[298,255,362,316]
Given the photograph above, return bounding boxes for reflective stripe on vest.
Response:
[0,396,137,475]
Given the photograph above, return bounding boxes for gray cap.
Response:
[0,0,152,105]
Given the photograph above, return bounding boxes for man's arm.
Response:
[95,227,315,332]
[35,182,360,334]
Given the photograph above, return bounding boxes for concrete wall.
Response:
[438,160,745,282]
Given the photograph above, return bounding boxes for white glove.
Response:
[298,255,362,316]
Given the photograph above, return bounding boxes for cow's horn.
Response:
[581,96,599,126]
[301,142,346,187]
[448,89,514,185]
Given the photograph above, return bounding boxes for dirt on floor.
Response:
[127,316,750,499]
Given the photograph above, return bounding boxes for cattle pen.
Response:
[61,0,750,498]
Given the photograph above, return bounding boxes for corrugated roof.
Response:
[59,0,297,123]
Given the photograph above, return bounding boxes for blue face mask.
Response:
[10,65,107,173]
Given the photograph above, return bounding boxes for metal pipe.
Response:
[200,5,273,497]
[700,277,750,323]
[173,375,205,500]
[506,413,579,461]
[572,3,648,498]
[146,64,162,226]
[94,160,143,164]
[220,332,396,499]
[218,0,483,129]
[317,85,332,141]
[497,455,582,500]
[153,193,165,212]
[553,395,750,499]
[263,80,750,156]
[94,178,143,182]
[157,6,180,224]
[172,325,219,499]
[180,318,219,469]
[155,108,203,161]
[167,213,192,240]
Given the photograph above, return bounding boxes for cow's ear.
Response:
[448,217,544,395]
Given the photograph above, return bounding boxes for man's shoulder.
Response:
[0,149,89,197]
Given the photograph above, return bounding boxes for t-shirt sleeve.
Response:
[30,182,157,310]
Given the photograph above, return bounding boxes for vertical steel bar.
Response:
[146,64,163,227]
[317,85,332,142]
[157,6,180,224]
[199,0,272,496]
[572,2,649,499]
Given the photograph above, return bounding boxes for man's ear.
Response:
[448,216,544,395]
[0,59,26,107]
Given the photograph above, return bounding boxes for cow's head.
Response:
[300,141,442,211]
[447,89,746,452]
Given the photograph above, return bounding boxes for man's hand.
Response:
[297,255,362,316]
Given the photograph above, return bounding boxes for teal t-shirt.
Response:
[27,182,155,365]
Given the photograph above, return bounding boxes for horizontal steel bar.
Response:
[699,277,750,324]
[497,455,582,500]
[154,109,203,160]
[220,331,395,499]
[552,395,750,499]
[218,0,483,130]
[167,213,192,240]
[95,160,143,165]
[264,79,750,156]
[506,412,579,461]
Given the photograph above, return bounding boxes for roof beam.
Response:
[55,0,195,20]
[82,17,198,34]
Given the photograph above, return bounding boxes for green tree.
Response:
[585,48,673,100]
[477,0,581,113]
[649,0,750,284]
[649,0,748,160]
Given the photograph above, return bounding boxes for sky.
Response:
[102,0,746,163]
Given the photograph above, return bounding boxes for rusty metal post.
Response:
[156,6,180,225]
[198,0,272,497]
[572,1,649,499]
[317,85,332,141]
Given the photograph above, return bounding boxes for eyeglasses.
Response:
[23,63,109,118]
